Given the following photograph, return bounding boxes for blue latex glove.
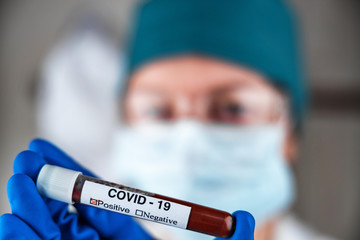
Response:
[215,211,255,240]
[0,139,153,240]
[0,139,255,239]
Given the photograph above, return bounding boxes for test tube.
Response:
[36,164,235,238]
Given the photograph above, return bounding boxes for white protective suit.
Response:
[36,15,119,178]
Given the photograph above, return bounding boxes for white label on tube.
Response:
[80,181,192,229]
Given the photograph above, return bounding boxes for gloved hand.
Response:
[0,139,255,240]
[0,139,153,240]
[215,211,255,240]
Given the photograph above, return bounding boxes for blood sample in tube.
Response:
[36,164,235,238]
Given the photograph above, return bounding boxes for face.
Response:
[116,56,297,233]
[123,56,296,160]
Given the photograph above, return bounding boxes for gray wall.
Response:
[291,1,360,239]
[1,1,359,239]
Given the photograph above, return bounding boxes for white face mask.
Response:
[109,120,295,225]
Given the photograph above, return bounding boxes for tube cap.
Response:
[36,164,82,203]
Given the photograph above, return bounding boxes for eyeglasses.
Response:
[124,84,289,126]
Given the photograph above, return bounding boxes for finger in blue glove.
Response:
[0,213,42,239]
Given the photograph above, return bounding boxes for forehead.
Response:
[128,56,279,96]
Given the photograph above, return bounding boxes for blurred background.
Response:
[0,0,359,239]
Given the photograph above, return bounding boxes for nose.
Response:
[173,96,207,122]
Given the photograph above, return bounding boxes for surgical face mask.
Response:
[109,120,295,225]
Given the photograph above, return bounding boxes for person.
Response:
[0,0,336,239]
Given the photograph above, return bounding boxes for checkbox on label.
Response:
[90,198,98,205]
[135,209,144,217]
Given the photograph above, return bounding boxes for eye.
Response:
[222,103,244,115]
[210,102,247,124]
[144,106,172,121]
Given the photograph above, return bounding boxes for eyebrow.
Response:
[210,82,252,96]
[130,87,169,97]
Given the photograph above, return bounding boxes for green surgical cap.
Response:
[126,0,307,126]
